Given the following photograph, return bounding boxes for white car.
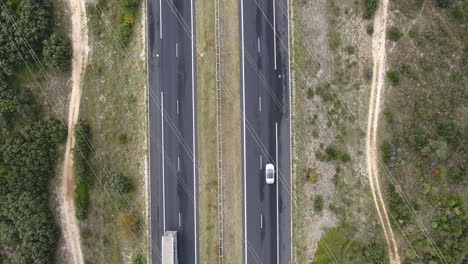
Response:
[265,163,275,184]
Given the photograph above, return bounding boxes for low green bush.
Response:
[314,195,324,213]
[363,0,378,19]
[75,181,90,220]
[388,26,403,42]
[110,173,132,194]
[133,255,147,264]
[387,71,400,86]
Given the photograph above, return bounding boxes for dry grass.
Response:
[218,0,243,262]
[195,0,219,262]
[76,0,148,263]
[291,0,386,262]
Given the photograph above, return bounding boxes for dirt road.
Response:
[365,0,401,263]
[59,0,88,263]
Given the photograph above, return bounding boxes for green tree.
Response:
[43,33,72,71]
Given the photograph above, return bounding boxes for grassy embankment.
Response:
[291,0,388,262]
[77,0,148,262]
[381,1,467,262]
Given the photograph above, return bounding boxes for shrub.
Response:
[118,133,128,144]
[120,0,139,9]
[436,0,452,8]
[307,88,315,99]
[382,141,392,165]
[118,23,133,46]
[110,173,132,194]
[366,24,374,35]
[306,168,319,184]
[73,121,92,182]
[75,181,89,220]
[387,71,400,86]
[314,195,324,212]
[388,26,403,42]
[340,152,351,162]
[123,12,136,24]
[345,45,355,55]
[43,33,72,71]
[325,146,339,160]
[363,0,378,19]
[437,120,460,144]
[451,6,465,23]
[117,213,138,231]
[133,255,147,264]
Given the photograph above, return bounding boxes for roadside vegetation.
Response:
[0,0,71,263]
[195,0,220,262]
[73,121,92,220]
[382,0,467,262]
[291,0,388,262]
[218,0,243,262]
[77,0,148,262]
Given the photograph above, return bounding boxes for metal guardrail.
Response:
[214,0,224,262]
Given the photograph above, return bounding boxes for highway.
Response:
[240,0,292,263]
[147,0,198,262]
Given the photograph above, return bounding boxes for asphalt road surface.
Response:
[147,0,198,262]
[240,0,291,263]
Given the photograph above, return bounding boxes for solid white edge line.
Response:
[275,122,279,264]
[161,92,166,232]
[190,0,198,262]
[159,0,162,39]
[241,0,247,262]
[273,0,277,70]
[287,0,293,260]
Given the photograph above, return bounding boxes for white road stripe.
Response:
[176,43,179,57]
[177,99,179,115]
[259,155,262,170]
[178,156,180,171]
[260,213,263,229]
[159,0,162,39]
[273,0,277,70]
[275,122,279,264]
[258,37,260,53]
[161,92,166,232]
[240,0,248,261]
[179,212,182,227]
[259,96,262,112]
[190,0,198,262]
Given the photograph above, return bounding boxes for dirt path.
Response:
[365,0,400,263]
[59,0,88,263]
